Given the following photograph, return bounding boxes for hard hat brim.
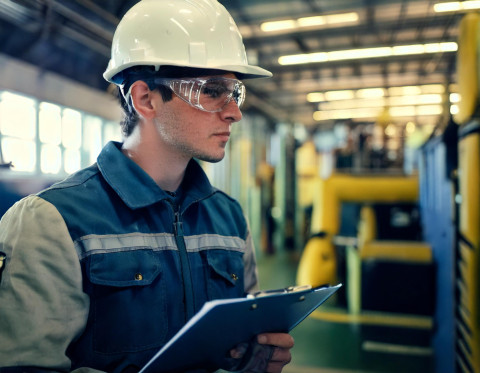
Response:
[104,61,272,84]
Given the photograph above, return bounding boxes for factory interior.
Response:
[0,0,480,372]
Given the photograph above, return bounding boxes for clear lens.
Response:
[155,77,245,112]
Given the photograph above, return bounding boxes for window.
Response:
[0,92,36,172]
[0,90,121,176]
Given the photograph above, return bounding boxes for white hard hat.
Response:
[103,0,272,84]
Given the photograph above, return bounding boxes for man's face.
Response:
[152,73,243,163]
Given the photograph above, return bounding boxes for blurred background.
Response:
[0,1,479,372]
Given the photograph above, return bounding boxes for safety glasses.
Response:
[152,77,246,113]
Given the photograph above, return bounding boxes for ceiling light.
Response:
[261,12,359,33]
[319,98,386,110]
[313,104,444,121]
[463,0,480,9]
[325,12,359,24]
[307,92,325,102]
[278,52,328,65]
[450,93,461,103]
[434,2,462,12]
[297,16,326,27]
[309,84,450,103]
[328,47,392,61]
[393,44,426,55]
[420,84,445,94]
[356,88,385,98]
[450,104,459,115]
[388,86,422,96]
[324,90,355,101]
[434,1,480,12]
[261,20,297,32]
[388,94,443,106]
[434,42,458,52]
[313,108,381,121]
[278,42,457,65]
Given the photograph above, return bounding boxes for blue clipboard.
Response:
[140,284,341,373]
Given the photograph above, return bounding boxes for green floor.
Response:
[255,251,434,373]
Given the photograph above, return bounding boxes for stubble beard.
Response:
[153,117,226,164]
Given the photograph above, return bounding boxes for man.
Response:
[0,0,294,372]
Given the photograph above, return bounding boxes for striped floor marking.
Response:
[362,340,434,356]
[310,309,433,329]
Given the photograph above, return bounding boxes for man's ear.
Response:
[129,81,157,119]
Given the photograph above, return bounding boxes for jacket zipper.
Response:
[172,205,196,321]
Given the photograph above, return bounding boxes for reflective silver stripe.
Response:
[185,234,245,252]
[74,233,245,259]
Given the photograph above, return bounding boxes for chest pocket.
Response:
[205,249,245,301]
[86,249,167,354]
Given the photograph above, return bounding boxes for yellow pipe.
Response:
[297,174,419,287]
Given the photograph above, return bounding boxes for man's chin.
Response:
[196,152,225,164]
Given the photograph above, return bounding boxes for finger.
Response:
[257,333,295,349]
[270,347,292,363]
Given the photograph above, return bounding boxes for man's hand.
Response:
[230,332,294,372]
[257,333,294,372]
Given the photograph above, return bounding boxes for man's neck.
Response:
[121,125,190,192]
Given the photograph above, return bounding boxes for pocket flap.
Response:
[88,249,161,287]
[206,250,243,286]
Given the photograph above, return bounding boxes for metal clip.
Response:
[247,284,312,298]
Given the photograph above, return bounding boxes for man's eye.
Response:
[202,85,228,98]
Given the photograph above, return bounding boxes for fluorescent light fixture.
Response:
[319,98,386,110]
[464,0,480,9]
[297,16,326,27]
[388,86,422,96]
[393,44,426,55]
[278,42,458,65]
[434,1,480,12]
[313,108,381,121]
[450,104,459,114]
[313,104,444,121]
[389,94,443,106]
[261,12,359,33]
[325,12,359,24]
[324,90,355,101]
[435,42,458,52]
[450,93,461,103]
[307,92,325,102]
[434,2,462,12]
[309,85,453,121]
[278,52,328,65]
[420,84,445,94]
[261,20,297,32]
[309,85,447,102]
[356,88,385,98]
[328,47,392,61]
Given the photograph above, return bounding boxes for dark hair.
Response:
[116,65,230,137]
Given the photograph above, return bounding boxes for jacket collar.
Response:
[97,141,216,210]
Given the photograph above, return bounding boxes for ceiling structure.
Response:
[0,0,469,129]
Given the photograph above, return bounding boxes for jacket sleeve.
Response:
[0,195,90,371]
[243,227,259,294]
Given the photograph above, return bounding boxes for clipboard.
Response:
[140,284,341,373]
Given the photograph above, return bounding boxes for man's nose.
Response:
[220,99,243,122]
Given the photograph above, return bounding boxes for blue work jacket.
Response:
[36,142,258,372]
